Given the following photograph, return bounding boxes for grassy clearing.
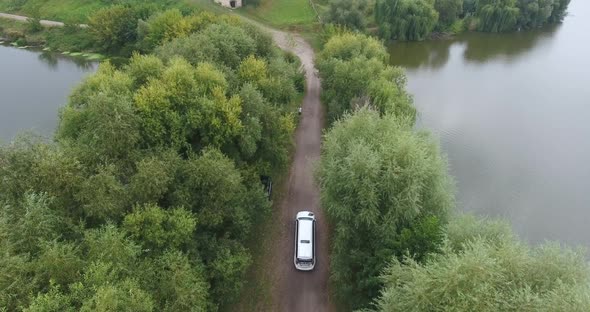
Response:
[0,0,204,23]
[239,0,318,28]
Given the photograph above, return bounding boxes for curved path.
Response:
[263,29,334,312]
[0,11,333,311]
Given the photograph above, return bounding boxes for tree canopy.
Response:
[372,215,590,311]
[375,0,439,41]
[0,11,303,311]
[317,108,454,310]
[317,33,415,123]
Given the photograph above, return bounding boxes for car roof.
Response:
[297,216,314,259]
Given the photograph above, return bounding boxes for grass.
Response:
[239,0,318,28]
[0,0,209,23]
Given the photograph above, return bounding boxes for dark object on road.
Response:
[260,175,273,200]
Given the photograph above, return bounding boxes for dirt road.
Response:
[263,30,334,312]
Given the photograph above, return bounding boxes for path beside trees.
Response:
[261,29,335,312]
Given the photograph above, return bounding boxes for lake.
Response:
[0,45,97,143]
[389,0,590,246]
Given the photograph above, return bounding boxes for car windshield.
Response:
[300,240,310,243]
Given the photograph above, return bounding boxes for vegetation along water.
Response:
[388,0,590,247]
[1,0,589,311]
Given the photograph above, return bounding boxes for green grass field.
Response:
[240,0,318,27]
[0,0,202,23]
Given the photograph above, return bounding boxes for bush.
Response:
[26,17,43,33]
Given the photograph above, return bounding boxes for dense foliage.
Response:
[0,14,303,311]
[323,0,571,41]
[475,0,571,32]
[375,0,439,41]
[324,0,369,31]
[434,0,463,28]
[372,215,590,311]
[317,108,454,310]
[317,33,415,123]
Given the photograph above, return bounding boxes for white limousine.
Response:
[294,211,316,271]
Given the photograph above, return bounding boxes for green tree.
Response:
[155,23,257,69]
[325,0,369,31]
[123,204,197,252]
[142,251,210,312]
[376,0,439,41]
[25,285,76,312]
[373,215,590,311]
[139,9,192,51]
[88,5,139,53]
[318,33,414,122]
[516,0,553,29]
[548,0,571,23]
[435,0,463,27]
[80,279,154,312]
[317,109,454,310]
[476,0,520,32]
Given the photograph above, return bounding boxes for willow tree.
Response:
[317,109,454,310]
[476,0,520,32]
[317,33,415,123]
[376,0,439,41]
[373,215,590,311]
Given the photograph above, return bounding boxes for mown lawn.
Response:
[240,0,318,27]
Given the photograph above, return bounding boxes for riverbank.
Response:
[0,16,104,61]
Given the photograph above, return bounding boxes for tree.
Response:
[155,23,258,70]
[325,0,369,31]
[476,0,520,32]
[318,33,414,123]
[143,251,210,312]
[317,109,454,310]
[376,0,439,41]
[435,0,463,28]
[139,9,192,51]
[88,5,140,53]
[373,215,590,311]
[123,204,197,252]
[548,0,571,23]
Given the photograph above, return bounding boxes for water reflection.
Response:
[38,52,59,69]
[36,50,96,70]
[461,26,560,63]
[388,39,453,70]
[388,24,561,69]
[386,0,590,247]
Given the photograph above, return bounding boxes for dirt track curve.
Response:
[264,29,334,312]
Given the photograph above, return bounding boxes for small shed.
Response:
[214,0,242,8]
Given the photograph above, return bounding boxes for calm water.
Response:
[0,46,96,143]
[389,0,590,246]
